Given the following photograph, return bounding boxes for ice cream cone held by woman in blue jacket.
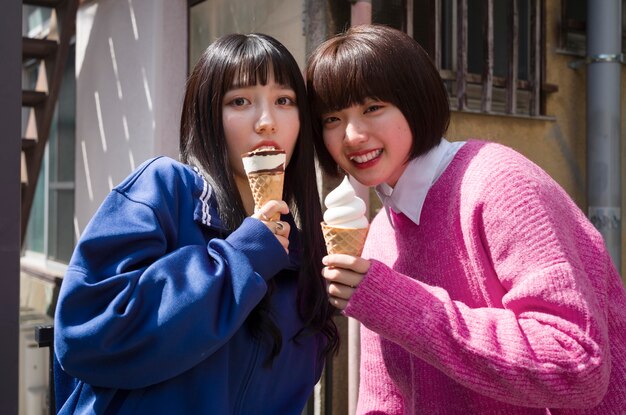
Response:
[54,33,338,414]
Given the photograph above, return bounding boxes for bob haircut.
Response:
[306,24,451,177]
[180,33,338,361]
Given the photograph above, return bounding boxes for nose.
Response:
[344,120,367,146]
[254,106,277,135]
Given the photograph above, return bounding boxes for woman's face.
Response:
[222,74,300,184]
[321,99,413,187]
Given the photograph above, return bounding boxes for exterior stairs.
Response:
[21,0,78,246]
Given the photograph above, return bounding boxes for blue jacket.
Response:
[54,157,325,414]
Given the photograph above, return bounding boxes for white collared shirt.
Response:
[375,138,466,226]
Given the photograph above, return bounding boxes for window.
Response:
[373,0,552,116]
[22,7,76,264]
[560,0,626,57]
[560,0,586,55]
[372,0,405,30]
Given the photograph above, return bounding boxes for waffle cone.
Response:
[247,171,284,221]
[321,222,369,256]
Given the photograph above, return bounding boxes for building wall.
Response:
[74,0,187,233]
[446,1,625,276]
[189,0,306,69]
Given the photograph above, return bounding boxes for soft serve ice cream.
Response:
[321,176,369,255]
[242,147,286,176]
[323,176,369,229]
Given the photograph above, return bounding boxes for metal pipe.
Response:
[587,0,622,271]
[349,5,372,415]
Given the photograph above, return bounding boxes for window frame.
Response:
[402,0,556,117]
[559,0,626,57]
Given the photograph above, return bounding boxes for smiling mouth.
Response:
[350,149,382,164]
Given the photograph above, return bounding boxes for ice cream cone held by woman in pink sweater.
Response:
[307,24,626,414]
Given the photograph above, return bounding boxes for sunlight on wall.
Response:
[80,140,94,202]
[128,0,139,40]
[94,91,108,152]
[128,150,136,171]
[122,115,130,141]
[108,37,123,100]
[76,3,97,78]
[75,0,186,234]
[141,67,153,112]
[73,216,80,243]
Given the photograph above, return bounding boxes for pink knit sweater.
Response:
[344,141,626,414]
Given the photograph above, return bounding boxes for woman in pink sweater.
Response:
[306,25,626,414]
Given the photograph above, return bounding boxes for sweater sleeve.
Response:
[345,154,612,409]
[55,190,289,389]
[356,324,404,414]
[346,260,610,409]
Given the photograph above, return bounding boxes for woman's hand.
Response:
[322,254,371,310]
[252,200,290,254]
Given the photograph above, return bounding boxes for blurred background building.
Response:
[1,0,624,413]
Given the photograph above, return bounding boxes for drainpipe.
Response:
[348,4,371,415]
[586,0,622,271]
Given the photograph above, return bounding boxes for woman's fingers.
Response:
[322,254,371,274]
[322,265,363,290]
[329,296,349,310]
[251,200,290,253]
[272,221,290,253]
[252,200,289,222]
[327,281,355,299]
[322,254,370,308]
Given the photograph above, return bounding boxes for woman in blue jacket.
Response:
[54,33,338,414]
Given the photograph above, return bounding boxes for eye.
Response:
[276,96,296,106]
[364,104,383,114]
[224,96,250,107]
[322,116,340,125]
[230,97,250,106]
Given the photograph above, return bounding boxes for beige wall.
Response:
[189,0,306,70]
[74,0,187,235]
[446,1,625,277]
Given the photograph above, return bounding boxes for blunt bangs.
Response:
[308,41,396,116]
[221,35,296,93]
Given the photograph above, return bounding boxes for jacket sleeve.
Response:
[356,324,404,414]
[55,189,290,389]
[345,163,613,409]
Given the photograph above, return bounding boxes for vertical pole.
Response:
[351,0,372,28]
[303,3,330,413]
[349,6,371,415]
[481,0,494,113]
[456,0,468,110]
[507,0,519,114]
[0,1,22,413]
[587,0,622,271]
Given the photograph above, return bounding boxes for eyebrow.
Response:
[226,83,294,91]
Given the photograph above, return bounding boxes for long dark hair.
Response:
[306,24,450,177]
[180,33,338,361]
